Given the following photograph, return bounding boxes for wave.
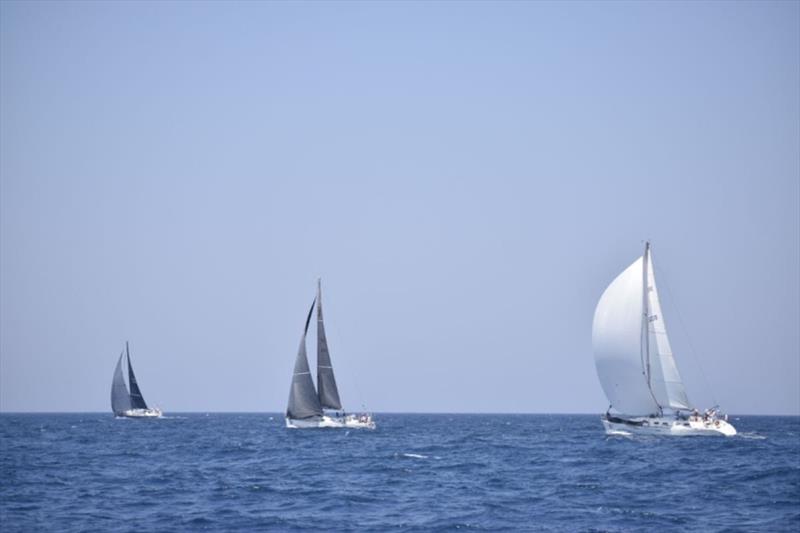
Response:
[399,452,428,459]
[737,432,767,440]
[2,413,797,532]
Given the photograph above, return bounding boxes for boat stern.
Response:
[713,419,737,437]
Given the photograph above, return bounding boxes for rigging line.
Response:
[654,263,718,407]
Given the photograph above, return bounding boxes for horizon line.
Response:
[1,410,798,417]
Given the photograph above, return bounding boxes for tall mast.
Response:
[642,243,651,386]
[317,277,323,376]
[125,340,130,391]
[642,241,662,414]
[317,278,322,318]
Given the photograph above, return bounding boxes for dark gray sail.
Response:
[111,350,132,415]
[126,342,149,410]
[286,299,324,419]
[316,280,342,410]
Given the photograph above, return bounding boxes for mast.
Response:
[642,242,662,414]
[642,243,651,386]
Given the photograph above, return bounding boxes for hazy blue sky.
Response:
[1,1,798,414]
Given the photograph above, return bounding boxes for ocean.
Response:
[1,413,798,531]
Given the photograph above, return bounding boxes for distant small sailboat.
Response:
[111,342,162,418]
[286,280,375,429]
[592,242,735,436]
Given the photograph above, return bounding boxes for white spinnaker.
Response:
[592,257,660,416]
[645,253,692,411]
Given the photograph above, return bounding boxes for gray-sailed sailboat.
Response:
[111,342,162,418]
[285,280,375,429]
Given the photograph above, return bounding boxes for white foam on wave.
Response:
[737,432,766,440]
[401,453,428,459]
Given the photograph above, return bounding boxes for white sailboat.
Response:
[285,280,375,429]
[111,342,162,418]
[592,243,735,436]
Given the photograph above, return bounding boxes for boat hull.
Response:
[342,414,376,429]
[118,408,163,418]
[602,414,736,436]
[285,414,375,429]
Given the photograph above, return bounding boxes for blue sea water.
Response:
[1,414,798,532]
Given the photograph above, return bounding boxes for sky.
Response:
[1,1,798,415]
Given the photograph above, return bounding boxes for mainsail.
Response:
[126,342,149,410]
[316,280,342,410]
[592,243,692,416]
[111,350,132,415]
[286,299,324,419]
[645,252,692,411]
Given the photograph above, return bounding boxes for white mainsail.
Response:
[592,244,692,416]
[645,253,691,411]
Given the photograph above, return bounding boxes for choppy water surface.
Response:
[1,414,798,531]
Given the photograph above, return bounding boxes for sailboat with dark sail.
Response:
[111,342,162,418]
[592,242,735,436]
[286,280,375,429]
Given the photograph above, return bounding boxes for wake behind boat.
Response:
[111,342,162,418]
[286,280,375,429]
[592,243,735,437]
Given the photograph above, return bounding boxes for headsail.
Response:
[316,280,342,410]
[592,256,661,416]
[645,251,692,411]
[287,299,324,419]
[126,342,149,410]
[111,349,132,415]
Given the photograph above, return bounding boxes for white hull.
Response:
[285,414,375,429]
[343,414,376,429]
[119,408,163,418]
[602,414,736,437]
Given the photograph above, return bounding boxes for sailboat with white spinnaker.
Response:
[592,242,735,436]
